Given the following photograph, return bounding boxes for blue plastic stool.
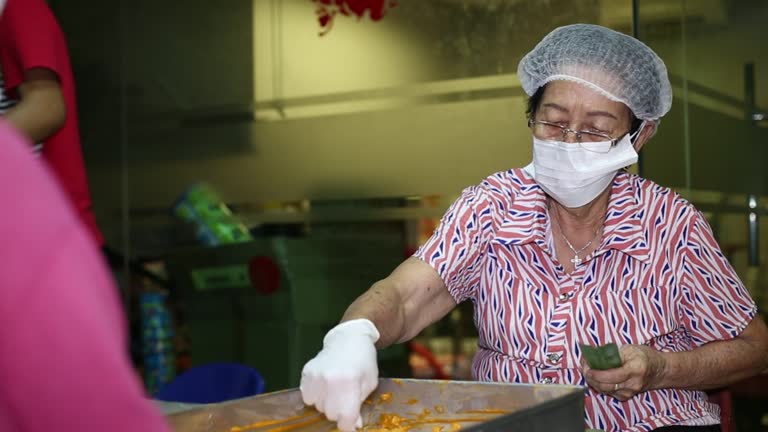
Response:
[154,362,265,404]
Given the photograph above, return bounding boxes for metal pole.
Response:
[745,63,760,266]
[748,194,760,266]
[632,0,644,176]
[632,0,640,39]
[681,0,692,197]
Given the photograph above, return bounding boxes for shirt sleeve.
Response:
[414,185,499,303]
[679,210,758,346]
[0,0,64,90]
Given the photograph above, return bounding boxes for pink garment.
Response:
[0,120,169,431]
[415,168,757,431]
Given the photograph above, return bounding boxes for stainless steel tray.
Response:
[166,378,584,432]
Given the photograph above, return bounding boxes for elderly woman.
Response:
[301,24,768,432]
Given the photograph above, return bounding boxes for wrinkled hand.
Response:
[301,319,380,432]
[581,345,667,401]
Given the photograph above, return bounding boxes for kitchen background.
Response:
[44,0,768,428]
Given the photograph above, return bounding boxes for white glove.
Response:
[301,319,380,432]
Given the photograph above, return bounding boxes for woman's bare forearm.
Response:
[341,257,458,349]
[342,279,407,349]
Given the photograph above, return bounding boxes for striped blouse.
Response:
[415,168,757,431]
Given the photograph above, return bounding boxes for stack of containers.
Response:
[141,291,176,395]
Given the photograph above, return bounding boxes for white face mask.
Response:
[523,126,642,208]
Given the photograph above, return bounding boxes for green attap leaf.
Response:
[580,343,623,370]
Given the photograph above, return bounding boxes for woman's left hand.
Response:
[581,345,667,401]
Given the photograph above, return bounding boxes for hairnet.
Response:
[518,24,672,121]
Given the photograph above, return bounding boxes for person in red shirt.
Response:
[0,0,103,245]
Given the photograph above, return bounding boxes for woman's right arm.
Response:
[299,257,456,432]
[300,183,500,432]
[341,256,458,348]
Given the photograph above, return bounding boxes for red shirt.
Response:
[0,0,103,245]
[416,169,757,431]
[0,120,169,431]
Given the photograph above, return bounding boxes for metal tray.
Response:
[166,378,584,432]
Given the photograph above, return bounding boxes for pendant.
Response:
[571,255,582,266]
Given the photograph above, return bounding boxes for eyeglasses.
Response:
[528,119,621,150]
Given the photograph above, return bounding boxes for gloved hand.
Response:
[301,319,380,431]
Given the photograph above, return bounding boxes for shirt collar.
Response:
[598,171,650,262]
[494,169,549,249]
[496,169,650,262]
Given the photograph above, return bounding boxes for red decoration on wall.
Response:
[313,0,398,36]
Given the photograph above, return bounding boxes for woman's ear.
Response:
[632,121,658,153]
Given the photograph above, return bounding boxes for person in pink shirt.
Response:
[0,118,170,429]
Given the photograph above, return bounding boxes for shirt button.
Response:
[557,293,569,302]
[547,353,562,364]
[541,377,554,384]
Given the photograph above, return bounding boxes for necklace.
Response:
[551,207,602,266]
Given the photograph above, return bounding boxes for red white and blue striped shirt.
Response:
[415,168,757,431]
